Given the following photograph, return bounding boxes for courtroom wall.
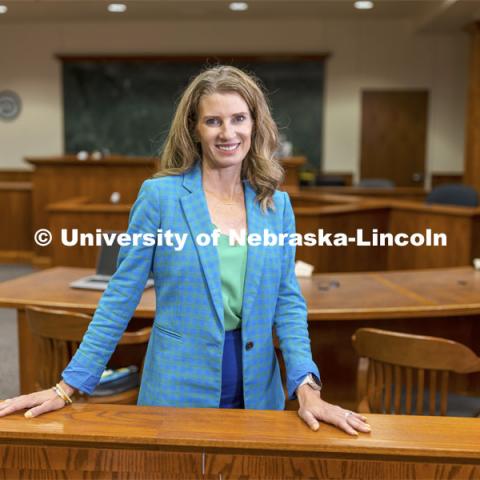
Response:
[0,19,468,180]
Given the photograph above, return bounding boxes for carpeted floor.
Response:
[0,264,35,399]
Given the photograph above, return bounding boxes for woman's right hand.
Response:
[0,381,75,419]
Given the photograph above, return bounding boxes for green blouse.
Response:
[215,227,248,331]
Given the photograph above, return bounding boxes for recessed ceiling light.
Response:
[354,1,374,10]
[108,3,127,13]
[0,5,8,14]
[229,2,248,12]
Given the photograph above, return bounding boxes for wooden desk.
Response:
[0,266,155,317]
[301,267,480,320]
[290,192,480,272]
[299,267,480,405]
[0,405,478,479]
[1,267,479,406]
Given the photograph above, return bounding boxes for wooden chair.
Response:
[352,328,480,416]
[25,305,151,405]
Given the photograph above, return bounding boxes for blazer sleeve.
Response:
[273,192,321,400]
[62,179,160,394]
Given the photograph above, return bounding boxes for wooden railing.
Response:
[0,404,478,479]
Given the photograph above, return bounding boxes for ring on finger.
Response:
[344,411,354,420]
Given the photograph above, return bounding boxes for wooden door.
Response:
[360,90,429,187]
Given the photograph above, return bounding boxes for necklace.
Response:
[204,188,242,205]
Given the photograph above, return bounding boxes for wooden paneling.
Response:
[205,453,479,480]
[290,193,480,273]
[290,191,362,207]
[360,90,428,187]
[0,444,203,479]
[0,170,31,182]
[431,173,463,188]
[388,204,473,270]
[308,174,464,192]
[464,22,480,191]
[48,197,130,267]
[26,156,156,266]
[27,155,303,265]
[297,186,427,202]
[0,405,478,480]
[295,205,390,272]
[44,192,480,272]
[0,181,32,261]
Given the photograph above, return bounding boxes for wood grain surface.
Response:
[26,156,156,266]
[360,90,428,187]
[301,266,480,320]
[0,405,478,479]
[465,21,480,193]
[0,181,32,261]
[0,266,155,317]
[0,404,478,458]
[2,266,480,321]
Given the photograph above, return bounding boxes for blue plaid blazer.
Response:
[62,162,320,410]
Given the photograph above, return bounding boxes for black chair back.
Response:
[426,184,478,207]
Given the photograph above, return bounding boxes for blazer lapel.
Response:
[180,163,224,328]
[241,181,266,322]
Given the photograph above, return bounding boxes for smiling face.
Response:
[195,92,253,172]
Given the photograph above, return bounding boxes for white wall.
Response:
[0,19,469,178]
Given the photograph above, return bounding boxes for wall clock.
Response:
[0,90,22,121]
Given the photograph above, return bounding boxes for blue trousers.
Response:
[219,329,244,409]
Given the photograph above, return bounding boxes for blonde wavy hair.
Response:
[154,65,283,211]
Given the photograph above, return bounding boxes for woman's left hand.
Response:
[296,384,371,435]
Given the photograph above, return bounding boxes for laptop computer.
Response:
[69,240,154,291]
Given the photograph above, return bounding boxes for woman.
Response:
[0,66,370,435]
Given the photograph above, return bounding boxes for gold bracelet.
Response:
[56,383,73,404]
[52,384,73,405]
[52,386,67,404]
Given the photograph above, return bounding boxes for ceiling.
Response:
[0,0,479,32]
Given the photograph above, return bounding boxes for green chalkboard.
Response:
[63,59,324,167]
